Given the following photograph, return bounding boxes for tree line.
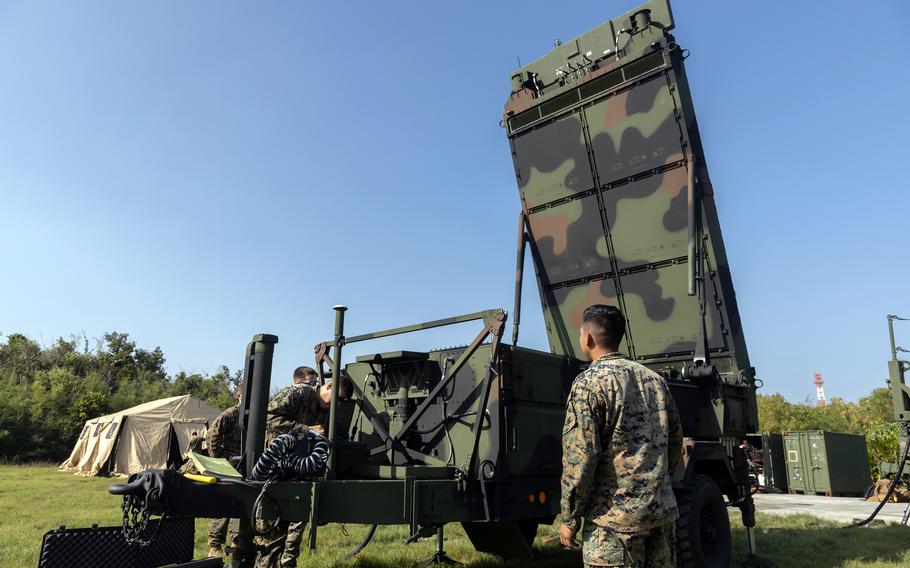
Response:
[0,330,901,474]
[757,388,898,478]
[0,332,239,462]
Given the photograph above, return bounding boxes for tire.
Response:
[676,474,732,568]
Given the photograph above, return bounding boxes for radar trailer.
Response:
[43,2,761,567]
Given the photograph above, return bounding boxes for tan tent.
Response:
[60,394,223,476]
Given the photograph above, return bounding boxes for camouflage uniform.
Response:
[266,384,328,440]
[255,385,328,568]
[561,352,683,567]
[208,403,242,459]
[205,404,242,555]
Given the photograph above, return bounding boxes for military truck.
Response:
[90,1,759,567]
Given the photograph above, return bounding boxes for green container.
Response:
[762,432,788,492]
[784,431,871,496]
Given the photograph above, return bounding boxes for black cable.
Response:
[845,428,910,528]
[251,477,281,533]
[412,410,490,435]
[341,524,378,560]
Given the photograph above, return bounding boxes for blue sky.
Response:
[1,1,908,402]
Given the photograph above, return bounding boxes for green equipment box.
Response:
[784,431,871,497]
[746,433,787,493]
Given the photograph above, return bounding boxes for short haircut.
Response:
[293,366,317,382]
[582,304,626,350]
[336,374,354,400]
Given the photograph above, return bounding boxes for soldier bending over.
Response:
[256,373,353,568]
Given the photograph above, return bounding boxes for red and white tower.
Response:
[814,373,826,407]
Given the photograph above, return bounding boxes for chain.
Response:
[121,494,163,547]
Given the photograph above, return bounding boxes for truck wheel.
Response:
[676,474,731,568]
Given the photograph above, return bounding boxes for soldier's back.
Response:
[580,353,678,531]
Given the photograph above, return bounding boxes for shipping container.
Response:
[784,431,871,497]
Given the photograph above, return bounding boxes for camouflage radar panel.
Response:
[505,0,754,406]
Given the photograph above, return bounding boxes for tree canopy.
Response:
[0,332,239,462]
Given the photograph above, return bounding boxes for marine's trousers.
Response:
[582,522,676,567]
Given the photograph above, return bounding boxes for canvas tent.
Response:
[60,394,222,476]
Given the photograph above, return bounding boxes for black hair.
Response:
[293,366,317,382]
[582,304,626,350]
[336,374,354,400]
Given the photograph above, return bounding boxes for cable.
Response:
[845,428,910,528]
[341,524,378,560]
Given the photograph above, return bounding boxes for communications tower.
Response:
[814,373,826,407]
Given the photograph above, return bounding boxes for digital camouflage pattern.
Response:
[207,403,242,459]
[561,353,682,533]
[256,385,327,568]
[254,521,305,568]
[206,404,242,552]
[505,0,752,389]
[581,521,676,567]
[207,517,231,554]
[266,384,328,439]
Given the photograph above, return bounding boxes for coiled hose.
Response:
[249,431,330,531]
[251,431,330,482]
[845,428,910,528]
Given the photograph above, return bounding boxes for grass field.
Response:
[2,465,910,567]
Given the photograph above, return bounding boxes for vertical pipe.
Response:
[243,334,278,477]
[687,154,697,296]
[512,212,527,346]
[235,333,278,568]
[326,305,347,476]
[889,315,898,361]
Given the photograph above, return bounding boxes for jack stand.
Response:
[416,526,458,567]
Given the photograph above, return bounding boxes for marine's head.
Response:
[316,374,353,409]
[578,304,625,361]
[293,366,318,386]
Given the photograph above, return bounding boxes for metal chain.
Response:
[120,494,163,547]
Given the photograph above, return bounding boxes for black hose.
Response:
[251,431,330,481]
[845,429,910,528]
[341,524,378,560]
[249,431,331,533]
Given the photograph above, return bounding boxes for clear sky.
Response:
[1,1,908,402]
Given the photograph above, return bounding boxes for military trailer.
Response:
[93,1,759,567]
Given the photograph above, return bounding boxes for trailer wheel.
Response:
[676,474,731,568]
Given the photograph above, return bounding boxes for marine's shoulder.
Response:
[598,355,663,380]
[579,355,665,387]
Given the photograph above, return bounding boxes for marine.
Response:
[560,304,683,567]
[206,388,243,558]
[255,368,352,568]
[266,366,325,439]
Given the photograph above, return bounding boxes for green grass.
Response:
[2,465,910,567]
